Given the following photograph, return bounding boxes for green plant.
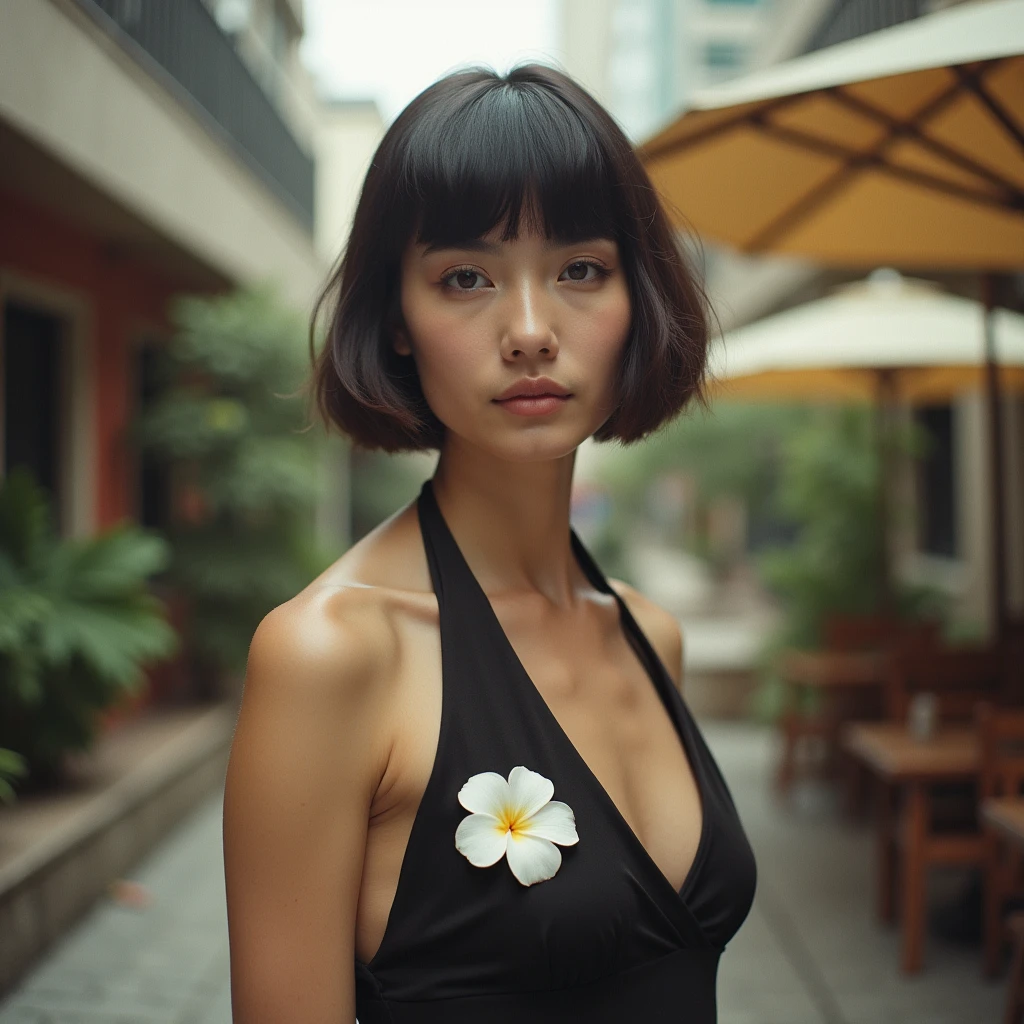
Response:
[0,469,178,788]
[0,748,28,804]
[759,406,942,647]
[750,406,946,722]
[595,402,810,563]
[758,407,888,649]
[133,285,335,678]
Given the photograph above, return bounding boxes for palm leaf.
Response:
[55,528,172,600]
[0,469,50,572]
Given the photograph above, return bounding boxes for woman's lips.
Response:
[494,395,572,416]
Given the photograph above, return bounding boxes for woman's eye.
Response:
[560,260,608,283]
[441,261,609,290]
[442,268,489,291]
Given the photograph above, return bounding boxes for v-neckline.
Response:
[421,479,710,921]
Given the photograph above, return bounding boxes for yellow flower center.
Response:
[498,804,528,837]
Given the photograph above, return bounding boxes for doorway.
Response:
[2,301,66,527]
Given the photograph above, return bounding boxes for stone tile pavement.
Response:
[712,723,1001,1024]
[0,791,231,1024]
[0,722,1004,1023]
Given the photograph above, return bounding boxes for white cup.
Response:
[908,692,938,741]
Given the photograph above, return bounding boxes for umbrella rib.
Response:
[828,63,1023,202]
[743,131,1018,253]
[637,94,807,163]
[745,66,1022,252]
[954,65,1024,157]
[749,118,1022,213]
[744,161,856,253]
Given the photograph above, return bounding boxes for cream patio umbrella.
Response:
[639,0,1024,634]
[708,270,1024,601]
[709,272,1024,403]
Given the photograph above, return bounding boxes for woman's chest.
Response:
[368,601,703,909]
[355,605,717,982]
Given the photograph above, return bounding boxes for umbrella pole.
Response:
[876,368,897,616]
[982,272,1008,646]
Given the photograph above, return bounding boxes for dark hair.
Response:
[309,63,714,452]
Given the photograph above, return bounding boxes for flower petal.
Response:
[505,832,562,886]
[507,765,554,820]
[522,799,579,846]
[454,813,509,867]
[458,771,510,814]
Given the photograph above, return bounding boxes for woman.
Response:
[223,64,756,1022]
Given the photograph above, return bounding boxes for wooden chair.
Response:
[823,613,900,650]
[875,646,1004,968]
[831,617,940,813]
[977,702,1024,992]
[775,614,939,799]
[885,645,1005,725]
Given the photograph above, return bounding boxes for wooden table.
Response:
[780,649,888,689]
[776,649,888,795]
[842,722,980,974]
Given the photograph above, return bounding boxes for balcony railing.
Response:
[802,0,929,53]
[76,0,315,233]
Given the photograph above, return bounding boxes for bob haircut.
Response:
[310,63,713,453]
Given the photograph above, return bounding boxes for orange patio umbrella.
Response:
[639,0,1024,635]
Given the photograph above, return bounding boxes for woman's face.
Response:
[395,219,631,462]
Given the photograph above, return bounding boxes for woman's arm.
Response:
[223,594,392,1023]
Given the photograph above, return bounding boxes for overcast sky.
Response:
[301,0,563,122]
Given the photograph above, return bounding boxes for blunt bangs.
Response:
[404,80,621,250]
[310,63,713,453]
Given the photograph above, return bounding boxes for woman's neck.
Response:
[430,446,581,608]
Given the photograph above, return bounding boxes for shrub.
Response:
[751,406,946,722]
[133,286,334,682]
[0,748,27,804]
[0,470,178,789]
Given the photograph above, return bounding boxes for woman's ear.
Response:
[392,324,413,357]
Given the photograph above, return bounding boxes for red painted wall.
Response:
[1,188,226,717]
[0,187,216,528]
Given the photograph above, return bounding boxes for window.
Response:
[705,41,746,68]
[137,342,173,532]
[3,302,65,523]
[914,404,957,558]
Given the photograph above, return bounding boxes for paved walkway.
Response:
[712,723,1000,1024]
[0,723,1002,1023]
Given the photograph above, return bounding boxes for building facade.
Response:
[0,0,324,541]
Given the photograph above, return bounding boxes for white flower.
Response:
[454,765,579,886]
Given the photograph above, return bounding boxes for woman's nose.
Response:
[499,281,558,359]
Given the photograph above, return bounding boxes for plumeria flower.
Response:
[454,766,579,886]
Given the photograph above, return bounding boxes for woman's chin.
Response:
[438,427,583,465]
[488,429,593,464]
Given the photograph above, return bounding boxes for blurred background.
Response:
[1,1,1022,1021]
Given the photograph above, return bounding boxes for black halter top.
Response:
[354,478,757,1022]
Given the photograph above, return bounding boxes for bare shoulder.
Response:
[607,577,685,691]
[247,584,400,709]
[242,496,429,713]
[223,585,403,1021]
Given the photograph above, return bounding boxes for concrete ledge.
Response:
[0,701,236,996]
